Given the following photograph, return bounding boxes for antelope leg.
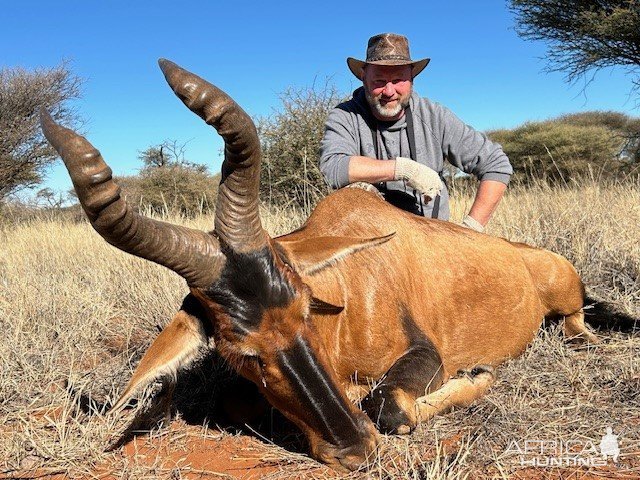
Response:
[109,308,210,415]
[414,365,496,423]
[564,310,600,345]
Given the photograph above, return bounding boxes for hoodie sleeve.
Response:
[435,102,512,184]
[319,107,358,189]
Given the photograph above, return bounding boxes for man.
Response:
[319,33,512,232]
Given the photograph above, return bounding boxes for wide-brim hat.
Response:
[347,33,430,81]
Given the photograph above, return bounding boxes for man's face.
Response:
[363,64,413,121]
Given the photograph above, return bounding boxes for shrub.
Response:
[487,111,639,183]
[257,82,345,210]
[115,166,219,216]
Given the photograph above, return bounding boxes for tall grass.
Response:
[0,177,638,478]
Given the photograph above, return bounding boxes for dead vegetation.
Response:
[0,177,638,479]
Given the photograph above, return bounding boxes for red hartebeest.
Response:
[41,60,613,472]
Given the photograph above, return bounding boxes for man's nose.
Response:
[382,82,395,96]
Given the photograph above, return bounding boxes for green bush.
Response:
[487,111,639,183]
[558,111,640,162]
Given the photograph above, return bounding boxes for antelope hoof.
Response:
[395,424,412,435]
[361,386,416,434]
[457,364,496,382]
[567,331,601,346]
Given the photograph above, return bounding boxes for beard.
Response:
[365,87,412,119]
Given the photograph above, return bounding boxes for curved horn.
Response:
[158,59,267,253]
[40,109,225,289]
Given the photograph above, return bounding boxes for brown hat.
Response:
[347,33,430,81]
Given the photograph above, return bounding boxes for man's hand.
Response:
[394,157,442,200]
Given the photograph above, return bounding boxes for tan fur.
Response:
[109,310,209,414]
[48,63,600,470]
[392,389,419,433]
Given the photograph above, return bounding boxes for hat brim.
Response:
[347,57,430,81]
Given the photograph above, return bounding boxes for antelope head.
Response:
[41,60,380,471]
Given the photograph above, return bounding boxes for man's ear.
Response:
[277,232,395,276]
[310,296,344,315]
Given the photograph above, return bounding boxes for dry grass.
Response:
[0,178,638,479]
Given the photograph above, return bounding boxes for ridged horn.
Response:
[158,58,267,253]
[40,109,225,289]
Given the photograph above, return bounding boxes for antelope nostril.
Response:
[337,438,379,472]
[338,455,365,472]
[337,424,379,471]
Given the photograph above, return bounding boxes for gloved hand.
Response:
[461,215,484,233]
[394,157,442,200]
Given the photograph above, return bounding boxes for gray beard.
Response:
[365,88,412,119]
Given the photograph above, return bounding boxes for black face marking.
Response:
[206,246,295,335]
[362,304,443,433]
[277,335,363,448]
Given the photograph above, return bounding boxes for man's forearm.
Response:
[348,156,396,183]
[467,180,508,226]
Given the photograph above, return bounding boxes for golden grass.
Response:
[0,178,638,479]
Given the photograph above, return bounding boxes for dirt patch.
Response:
[97,420,331,480]
[118,425,279,479]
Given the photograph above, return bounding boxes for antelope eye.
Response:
[247,354,265,368]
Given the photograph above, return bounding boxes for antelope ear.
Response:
[278,232,395,276]
[310,296,344,315]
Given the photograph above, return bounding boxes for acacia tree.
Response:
[0,62,82,202]
[138,139,206,173]
[509,0,640,93]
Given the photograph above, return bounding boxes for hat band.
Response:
[367,54,412,62]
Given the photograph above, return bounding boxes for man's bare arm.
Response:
[347,156,396,183]
[467,180,508,226]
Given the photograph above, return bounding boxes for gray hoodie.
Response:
[319,87,512,219]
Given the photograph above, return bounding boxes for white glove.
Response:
[461,215,484,233]
[394,157,442,200]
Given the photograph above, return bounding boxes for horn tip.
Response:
[40,107,52,126]
[158,58,178,76]
[40,108,58,141]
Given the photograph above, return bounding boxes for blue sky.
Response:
[2,0,637,196]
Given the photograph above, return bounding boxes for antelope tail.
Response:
[583,296,639,332]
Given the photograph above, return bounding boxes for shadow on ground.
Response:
[71,349,308,457]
